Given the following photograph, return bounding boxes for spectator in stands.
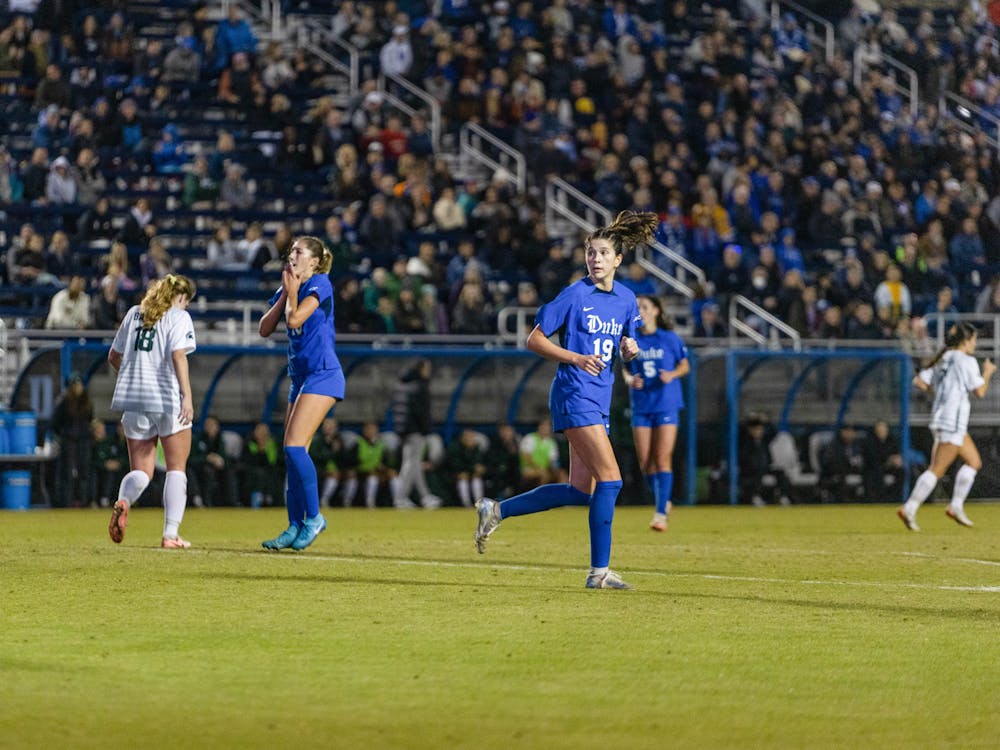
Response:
[201,221,237,269]
[445,428,487,507]
[241,421,282,508]
[694,300,726,338]
[238,222,273,269]
[949,216,985,278]
[151,124,188,175]
[139,237,173,286]
[10,231,46,285]
[91,420,126,510]
[218,50,260,106]
[70,148,106,207]
[34,63,70,111]
[72,196,111,243]
[189,416,238,508]
[352,421,398,509]
[163,33,202,86]
[873,263,912,325]
[45,274,90,329]
[310,417,356,508]
[390,358,440,509]
[862,419,904,504]
[432,185,466,230]
[91,274,127,329]
[51,373,94,507]
[517,418,562,490]
[380,24,413,78]
[218,162,254,210]
[213,5,258,72]
[183,155,219,208]
[118,198,156,248]
[739,416,790,507]
[20,147,49,203]
[620,262,657,296]
[450,281,492,334]
[819,424,864,503]
[846,302,882,340]
[45,231,75,282]
[44,155,76,204]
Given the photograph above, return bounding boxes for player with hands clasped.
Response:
[898,322,996,531]
[107,274,197,548]
[474,211,656,589]
[622,294,689,532]
[259,236,344,551]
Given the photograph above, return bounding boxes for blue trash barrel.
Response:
[1,470,31,510]
[8,412,36,455]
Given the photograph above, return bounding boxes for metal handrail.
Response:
[924,312,1000,361]
[853,49,919,114]
[459,123,527,193]
[729,295,802,350]
[378,73,441,152]
[545,177,611,234]
[940,90,1000,155]
[769,0,834,63]
[496,306,539,346]
[301,20,360,93]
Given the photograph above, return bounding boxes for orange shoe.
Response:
[161,536,191,549]
[108,500,128,544]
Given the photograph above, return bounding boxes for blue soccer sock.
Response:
[589,480,622,569]
[499,483,590,519]
[654,471,674,515]
[285,446,320,520]
[283,477,303,528]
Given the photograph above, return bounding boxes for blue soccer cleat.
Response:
[291,514,327,550]
[262,524,301,550]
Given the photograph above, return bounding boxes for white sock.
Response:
[471,476,484,502]
[457,479,471,507]
[342,477,358,507]
[364,475,379,508]
[589,566,609,578]
[904,470,938,516]
[320,477,339,506]
[117,469,150,508]
[389,476,400,500]
[950,465,977,510]
[162,470,187,538]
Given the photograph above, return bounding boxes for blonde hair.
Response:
[587,210,658,255]
[140,273,196,327]
[293,236,333,275]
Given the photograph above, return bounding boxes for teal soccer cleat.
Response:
[291,514,327,550]
[262,525,301,550]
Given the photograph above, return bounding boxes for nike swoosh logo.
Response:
[583,306,594,311]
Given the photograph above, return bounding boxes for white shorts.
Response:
[931,428,966,448]
[121,411,190,440]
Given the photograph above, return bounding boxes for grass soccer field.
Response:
[2,503,999,750]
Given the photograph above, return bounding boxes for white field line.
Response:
[142,547,1000,594]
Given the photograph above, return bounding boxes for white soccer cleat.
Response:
[474,498,501,554]
[897,506,920,532]
[585,569,632,589]
[945,506,974,527]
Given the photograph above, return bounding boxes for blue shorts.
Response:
[551,409,610,434]
[631,410,679,429]
[289,368,345,403]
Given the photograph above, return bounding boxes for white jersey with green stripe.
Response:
[110,304,196,415]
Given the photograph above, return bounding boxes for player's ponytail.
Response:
[588,210,658,256]
[140,273,196,327]
[924,322,978,368]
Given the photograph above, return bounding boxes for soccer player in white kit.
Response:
[898,322,996,531]
[106,274,197,547]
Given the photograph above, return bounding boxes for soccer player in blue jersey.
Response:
[474,211,657,589]
[623,294,689,532]
[259,236,344,551]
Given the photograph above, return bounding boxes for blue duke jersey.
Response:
[269,274,340,379]
[535,277,642,415]
[627,329,688,414]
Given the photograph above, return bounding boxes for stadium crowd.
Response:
[2,0,1000,345]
